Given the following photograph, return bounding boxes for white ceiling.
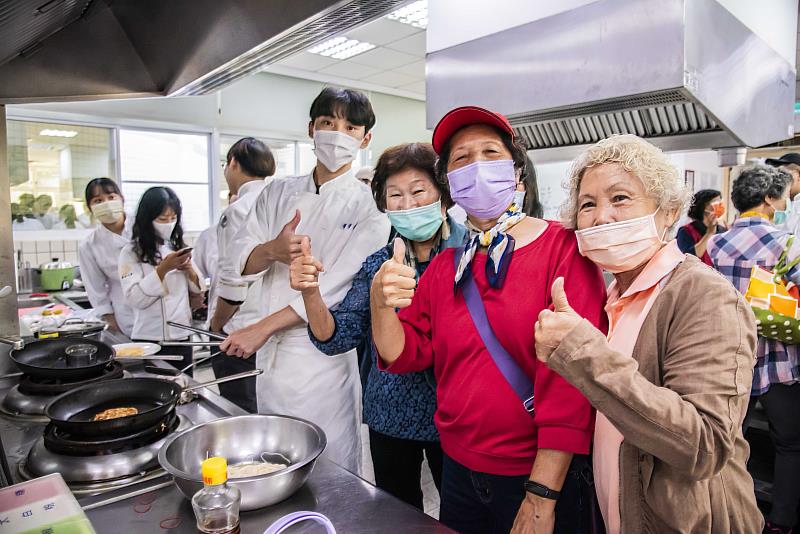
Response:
[264,17,426,101]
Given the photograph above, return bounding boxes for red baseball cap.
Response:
[431,105,514,154]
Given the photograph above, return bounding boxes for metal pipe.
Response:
[166,321,226,340]
[160,341,222,347]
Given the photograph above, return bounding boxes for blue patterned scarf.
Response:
[454,202,526,291]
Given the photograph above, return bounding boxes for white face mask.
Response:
[575,209,666,273]
[91,199,124,225]
[312,130,362,172]
[153,220,176,242]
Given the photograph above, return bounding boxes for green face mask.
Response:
[774,197,792,225]
[386,200,443,242]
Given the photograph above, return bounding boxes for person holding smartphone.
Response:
[119,187,204,373]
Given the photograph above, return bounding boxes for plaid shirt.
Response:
[708,216,800,395]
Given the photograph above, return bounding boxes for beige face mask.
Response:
[91,199,124,225]
[575,209,666,273]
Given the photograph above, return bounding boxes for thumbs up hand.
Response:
[290,236,325,295]
[534,277,583,363]
[371,238,418,309]
[272,209,310,265]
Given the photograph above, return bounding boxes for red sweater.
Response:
[379,221,608,476]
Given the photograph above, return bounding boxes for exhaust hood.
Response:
[0,0,411,104]
[426,0,796,154]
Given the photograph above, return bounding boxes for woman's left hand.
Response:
[510,494,556,534]
[534,277,583,363]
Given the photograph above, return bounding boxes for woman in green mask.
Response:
[289,142,467,508]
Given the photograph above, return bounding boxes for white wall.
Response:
[532,149,724,222]
[10,72,431,165]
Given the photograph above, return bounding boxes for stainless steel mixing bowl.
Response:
[158,414,326,510]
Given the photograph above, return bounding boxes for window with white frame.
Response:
[118,129,211,232]
[7,120,114,232]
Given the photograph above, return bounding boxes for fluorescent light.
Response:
[39,129,78,138]
[386,0,427,29]
[308,36,376,60]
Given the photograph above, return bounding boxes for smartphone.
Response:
[177,247,193,256]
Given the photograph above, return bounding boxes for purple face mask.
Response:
[447,159,517,219]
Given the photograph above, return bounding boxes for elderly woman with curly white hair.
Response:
[534,134,762,533]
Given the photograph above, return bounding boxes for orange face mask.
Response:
[711,202,725,218]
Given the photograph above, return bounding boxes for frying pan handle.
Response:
[183,369,263,392]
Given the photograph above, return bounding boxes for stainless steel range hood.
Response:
[426,0,796,154]
[0,0,411,104]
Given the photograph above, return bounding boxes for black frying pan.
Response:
[44,370,262,439]
[45,378,182,438]
[10,338,115,380]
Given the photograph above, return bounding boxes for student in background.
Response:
[78,178,134,337]
[221,87,391,474]
[119,186,204,373]
[207,137,276,412]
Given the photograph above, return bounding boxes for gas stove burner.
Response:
[1,363,129,418]
[43,412,179,455]
[18,361,124,396]
[0,386,51,420]
[23,414,191,485]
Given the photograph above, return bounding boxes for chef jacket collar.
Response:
[312,168,356,195]
[236,178,266,199]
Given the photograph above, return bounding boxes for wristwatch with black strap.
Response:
[524,480,561,500]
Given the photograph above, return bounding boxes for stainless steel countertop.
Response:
[83,458,454,533]
[0,330,453,533]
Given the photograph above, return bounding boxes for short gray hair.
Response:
[731,164,791,213]
[560,134,690,229]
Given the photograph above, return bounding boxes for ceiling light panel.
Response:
[308,36,376,60]
[386,0,427,29]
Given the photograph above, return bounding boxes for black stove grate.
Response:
[18,361,124,396]
[43,411,178,456]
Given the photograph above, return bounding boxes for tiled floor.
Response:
[196,361,441,519]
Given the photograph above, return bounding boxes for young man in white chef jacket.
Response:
[221,88,390,474]
[206,137,276,412]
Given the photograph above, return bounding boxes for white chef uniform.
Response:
[78,214,135,337]
[231,169,390,474]
[118,243,204,341]
[213,179,267,332]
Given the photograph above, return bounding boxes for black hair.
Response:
[132,187,186,266]
[731,165,791,213]
[227,138,276,178]
[309,87,376,133]
[520,155,543,218]
[84,177,122,206]
[371,142,452,212]
[434,124,528,195]
[687,189,721,221]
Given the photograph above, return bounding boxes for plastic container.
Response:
[191,457,241,534]
[38,309,64,339]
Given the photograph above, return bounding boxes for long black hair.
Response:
[132,187,186,266]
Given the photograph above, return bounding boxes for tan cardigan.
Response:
[549,256,763,533]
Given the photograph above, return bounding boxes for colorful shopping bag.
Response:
[744,236,800,344]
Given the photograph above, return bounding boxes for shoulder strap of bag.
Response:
[454,250,534,415]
